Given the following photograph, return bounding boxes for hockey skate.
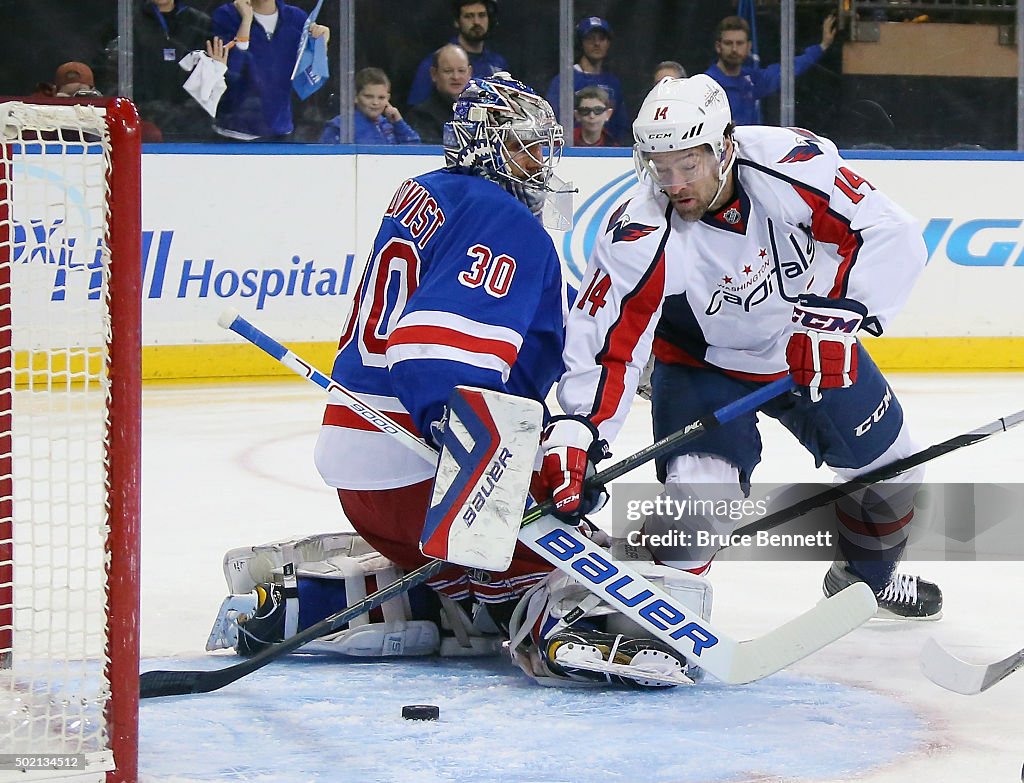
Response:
[823,560,942,620]
[235,583,288,656]
[508,565,712,688]
[544,627,696,688]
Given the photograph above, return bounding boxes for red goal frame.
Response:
[0,96,142,783]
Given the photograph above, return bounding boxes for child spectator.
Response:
[545,17,628,144]
[572,85,614,147]
[320,67,420,144]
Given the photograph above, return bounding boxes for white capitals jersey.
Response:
[558,125,927,444]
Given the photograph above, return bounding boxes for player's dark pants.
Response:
[650,348,916,590]
[337,481,552,605]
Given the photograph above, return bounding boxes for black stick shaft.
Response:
[733,409,1024,541]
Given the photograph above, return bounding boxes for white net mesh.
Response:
[0,102,116,779]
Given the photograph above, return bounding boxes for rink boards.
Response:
[8,144,1024,378]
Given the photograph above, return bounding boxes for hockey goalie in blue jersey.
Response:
[207,74,709,688]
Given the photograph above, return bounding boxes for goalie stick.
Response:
[138,313,870,697]
[920,638,1024,694]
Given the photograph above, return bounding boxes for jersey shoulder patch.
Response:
[605,200,659,244]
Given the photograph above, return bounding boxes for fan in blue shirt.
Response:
[406,1,508,107]
[320,67,421,144]
[705,12,836,126]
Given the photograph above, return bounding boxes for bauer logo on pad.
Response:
[420,387,542,571]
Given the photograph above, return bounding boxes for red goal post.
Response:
[0,97,141,782]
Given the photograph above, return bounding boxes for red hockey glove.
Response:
[786,294,868,402]
[530,415,610,522]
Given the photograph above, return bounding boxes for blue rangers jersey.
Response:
[558,125,927,445]
[315,169,569,490]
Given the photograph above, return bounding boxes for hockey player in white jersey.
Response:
[532,74,942,620]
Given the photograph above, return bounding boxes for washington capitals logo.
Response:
[606,200,657,244]
[778,141,823,164]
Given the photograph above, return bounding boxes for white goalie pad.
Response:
[208,534,440,657]
[421,386,543,571]
[222,531,378,595]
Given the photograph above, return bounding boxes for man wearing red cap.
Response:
[53,62,99,97]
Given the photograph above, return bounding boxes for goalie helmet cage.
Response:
[0,98,141,782]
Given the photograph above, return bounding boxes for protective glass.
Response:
[639,145,719,189]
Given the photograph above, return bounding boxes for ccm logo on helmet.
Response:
[647,132,673,139]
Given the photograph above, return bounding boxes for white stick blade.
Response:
[726,582,878,684]
[921,638,989,695]
[921,638,1024,695]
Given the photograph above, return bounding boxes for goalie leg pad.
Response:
[209,545,442,657]
[221,532,378,595]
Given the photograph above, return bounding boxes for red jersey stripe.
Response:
[793,185,863,298]
[387,324,519,367]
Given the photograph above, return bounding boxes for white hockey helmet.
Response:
[632,75,734,195]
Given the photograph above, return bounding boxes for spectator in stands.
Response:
[320,67,420,144]
[653,60,687,84]
[706,13,836,126]
[26,64,107,142]
[572,85,614,147]
[545,16,628,144]
[52,62,101,98]
[101,0,219,142]
[406,1,507,107]
[211,0,330,141]
[407,44,472,145]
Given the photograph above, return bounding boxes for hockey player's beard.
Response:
[664,177,720,222]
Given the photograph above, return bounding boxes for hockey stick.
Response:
[920,638,1024,694]
[729,406,1024,543]
[218,313,872,681]
[137,314,836,697]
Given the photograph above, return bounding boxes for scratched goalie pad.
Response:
[421,386,543,571]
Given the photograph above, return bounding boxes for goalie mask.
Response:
[444,72,573,229]
[632,74,736,208]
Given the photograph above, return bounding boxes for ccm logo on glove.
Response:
[786,295,868,402]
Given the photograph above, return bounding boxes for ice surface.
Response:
[139,374,1024,783]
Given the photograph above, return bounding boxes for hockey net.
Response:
[0,99,141,782]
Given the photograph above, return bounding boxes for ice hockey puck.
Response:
[402,704,439,721]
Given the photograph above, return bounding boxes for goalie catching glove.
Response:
[786,294,869,402]
[530,415,610,521]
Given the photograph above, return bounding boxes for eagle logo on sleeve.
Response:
[778,140,824,164]
[606,200,658,244]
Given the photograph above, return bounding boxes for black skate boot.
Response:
[235,583,288,655]
[823,560,942,620]
[543,628,695,688]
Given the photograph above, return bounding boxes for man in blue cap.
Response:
[545,16,628,145]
